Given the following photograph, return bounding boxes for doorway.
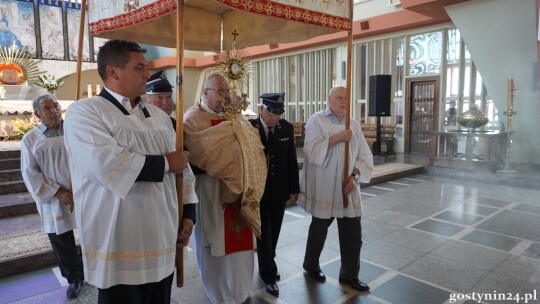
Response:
[405,77,440,154]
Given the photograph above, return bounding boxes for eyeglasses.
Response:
[206,88,230,95]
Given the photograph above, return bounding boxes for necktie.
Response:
[267,127,274,142]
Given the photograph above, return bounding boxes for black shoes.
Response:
[66,280,82,299]
[265,282,279,297]
[339,278,370,292]
[276,271,281,281]
[304,268,326,282]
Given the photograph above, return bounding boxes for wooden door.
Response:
[405,77,439,153]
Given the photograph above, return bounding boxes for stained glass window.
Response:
[409,31,442,76]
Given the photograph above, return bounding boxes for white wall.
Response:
[354,0,404,20]
[446,0,540,164]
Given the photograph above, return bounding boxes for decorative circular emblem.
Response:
[0,63,24,85]
[227,60,244,80]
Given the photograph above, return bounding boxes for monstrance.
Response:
[213,30,252,119]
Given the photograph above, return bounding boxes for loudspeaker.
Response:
[368,75,391,117]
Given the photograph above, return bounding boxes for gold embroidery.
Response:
[42,213,73,222]
[229,215,247,237]
[244,187,260,212]
[104,149,130,187]
[299,193,361,206]
[85,247,175,261]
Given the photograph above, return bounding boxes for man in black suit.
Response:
[250,93,300,297]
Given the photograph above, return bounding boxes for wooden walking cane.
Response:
[175,0,185,288]
[75,0,87,100]
[342,0,353,208]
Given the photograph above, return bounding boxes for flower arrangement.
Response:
[6,115,40,140]
[35,74,65,94]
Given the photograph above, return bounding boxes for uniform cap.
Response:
[146,71,173,94]
[260,93,285,115]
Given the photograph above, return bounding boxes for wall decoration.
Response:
[39,2,64,59]
[66,2,89,61]
[0,43,41,85]
[0,0,36,57]
[93,37,107,61]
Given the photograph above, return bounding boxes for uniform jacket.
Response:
[250,117,300,203]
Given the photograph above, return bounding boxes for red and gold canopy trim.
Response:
[89,0,176,35]
[89,0,350,36]
[218,0,351,30]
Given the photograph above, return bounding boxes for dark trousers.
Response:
[97,272,174,304]
[47,230,84,284]
[303,216,363,280]
[256,198,287,284]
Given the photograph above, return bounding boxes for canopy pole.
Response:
[175,0,185,288]
[75,0,87,99]
[343,0,353,208]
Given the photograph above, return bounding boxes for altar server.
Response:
[21,94,84,299]
[64,39,194,304]
[298,86,373,292]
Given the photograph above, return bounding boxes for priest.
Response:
[183,73,266,304]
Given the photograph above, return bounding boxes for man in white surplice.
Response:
[64,39,195,304]
[298,86,374,292]
[21,94,84,300]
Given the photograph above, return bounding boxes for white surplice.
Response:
[21,127,74,234]
[64,95,197,289]
[298,110,374,219]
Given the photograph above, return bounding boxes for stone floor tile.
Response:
[477,210,540,242]
[361,240,426,270]
[400,255,488,293]
[370,275,450,304]
[432,240,510,271]
[460,229,521,252]
[410,219,465,237]
[434,210,485,225]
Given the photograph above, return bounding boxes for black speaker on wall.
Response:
[368,75,391,117]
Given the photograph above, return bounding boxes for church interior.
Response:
[0,0,539,303]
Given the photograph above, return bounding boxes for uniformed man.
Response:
[249,93,300,297]
[145,70,197,245]
[145,70,174,119]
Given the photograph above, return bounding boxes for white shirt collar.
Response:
[324,107,333,117]
[104,87,146,113]
[259,116,269,131]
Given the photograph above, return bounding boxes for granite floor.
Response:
[1,164,540,303]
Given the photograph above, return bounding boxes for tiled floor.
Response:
[2,172,540,303]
